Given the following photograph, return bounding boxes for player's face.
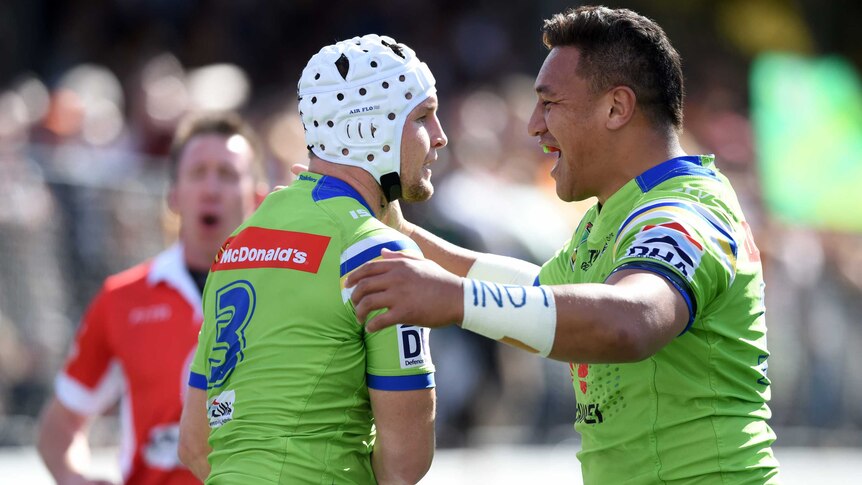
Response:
[170,134,258,268]
[528,46,608,202]
[399,94,447,202]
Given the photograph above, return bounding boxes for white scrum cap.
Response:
[297,34,436,201]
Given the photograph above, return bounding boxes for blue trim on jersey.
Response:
[188,371,208,390]
[533,275,541,286]
[608,261,697,335]
[340,240,412,276]
[311,175,375,215]
[617,200,691,240]
[367,373,436,391]
[616,200,738,261]
[635,156,717,193]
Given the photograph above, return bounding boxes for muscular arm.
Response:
[348,254,689,363]
[37,398,115,485]
[178,387,211,481]
[369,388,436,485]
[545,269,689,362]
[398,220,479,277]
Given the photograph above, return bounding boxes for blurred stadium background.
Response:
[1,0,862,482]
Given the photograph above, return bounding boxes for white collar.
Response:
[146,243,203,318]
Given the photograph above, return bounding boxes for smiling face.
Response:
[528,46,610,202]
[169,133,259,269]
[399,93,448,202]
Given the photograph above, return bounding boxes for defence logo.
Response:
[397,325,430,369]
[207,390,236,428]
[211,227,330,273]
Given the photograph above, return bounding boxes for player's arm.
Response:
[388,203,539,282]
[545,269,688,362]
[347,252,689,363]
[38,287,120,485]
[369,388,436,484]
[37,399,116,485]
[178,387,211,481]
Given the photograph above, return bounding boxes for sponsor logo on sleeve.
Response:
[624,222,704,279]
[207,389,235,428]
[397,325,430,369]
[211,227,330,273]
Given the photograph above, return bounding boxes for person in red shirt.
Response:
[37,112,268,485]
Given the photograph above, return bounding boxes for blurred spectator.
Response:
[0,86,70,426]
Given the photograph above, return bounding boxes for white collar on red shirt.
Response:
[147,243,203,318]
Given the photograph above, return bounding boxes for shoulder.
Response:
[343,222,420,253]
[340,225,421,276]
[101,259,153,295]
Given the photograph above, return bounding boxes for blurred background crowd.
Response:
[1,0,862,451]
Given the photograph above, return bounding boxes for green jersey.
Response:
[189,173,435,484]
[538,156,779,484]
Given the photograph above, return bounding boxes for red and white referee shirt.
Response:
[56,244,202,484]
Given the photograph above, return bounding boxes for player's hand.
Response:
[290,163,309,176]
[347,249,464,332]
[267,163,309,193]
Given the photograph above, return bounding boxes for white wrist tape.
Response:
[466,254,541,286]
[461,279,557,357]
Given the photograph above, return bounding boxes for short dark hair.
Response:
[542,6,684,130]
[168,111,266,183]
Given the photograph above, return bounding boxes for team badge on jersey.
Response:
[397,325,431,369]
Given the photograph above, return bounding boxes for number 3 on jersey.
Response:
[208,280,256,389]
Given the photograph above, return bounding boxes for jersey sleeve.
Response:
[339,225,435,391]
[611,197,738,333]
[56,285,123,415]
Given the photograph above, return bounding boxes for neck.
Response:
[182,242,215,272]
[596,125,686,204]
[307,158,388,218]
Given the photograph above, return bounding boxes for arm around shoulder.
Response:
[369,387,436,484]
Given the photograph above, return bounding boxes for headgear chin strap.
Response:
[298,34,436,202]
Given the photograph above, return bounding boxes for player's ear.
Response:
[606,85,636,130]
